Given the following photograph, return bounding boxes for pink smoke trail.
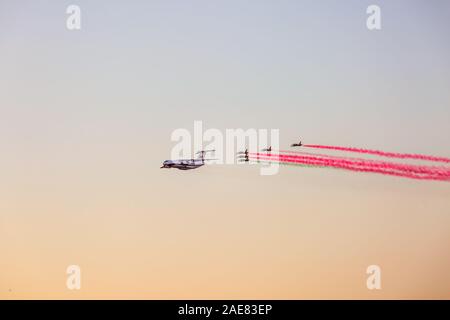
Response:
[303,144,450,164]
[250,153,450,181]
[280,149,396,164]
[253,155,449,181]
[254,153,450,177]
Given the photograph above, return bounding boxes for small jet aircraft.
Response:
[237,149,249,162]
[160,150,215,170]
[291,140,302,147]
[261,146,272,152]
[237,149,248,156]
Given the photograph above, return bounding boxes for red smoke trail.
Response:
[263,153,450,178]
[280,149,384,163]
[279,150,450,174]
[254,153,450,177]
[250,153,450,181]
[253,159,328,169]
[252,154,449,181]
[303,144,450,164]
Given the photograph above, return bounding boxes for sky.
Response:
[1,0,450,299]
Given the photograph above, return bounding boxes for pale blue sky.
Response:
[1,0,450,155]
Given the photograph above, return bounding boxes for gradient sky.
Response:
[1,0,450,299]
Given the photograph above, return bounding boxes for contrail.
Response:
[279,150,450,172]
[254,153,450,177]
[280,149,397,164]
[250,159,328,169]
[250,153,450,181]
[302,144,450,163]
[253,154,449,181]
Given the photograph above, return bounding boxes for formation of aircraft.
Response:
[161,139,303,170]
[237,149,249,162]
[160,150,215,170]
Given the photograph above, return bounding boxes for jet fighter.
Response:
[237,149,249,162]
[291,140,302,147]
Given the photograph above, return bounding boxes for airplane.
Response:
[261,146,272,152]
[291,140,302,147]
[237,149,248,156]
[237,149,249,162]
[160,150,215,170]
